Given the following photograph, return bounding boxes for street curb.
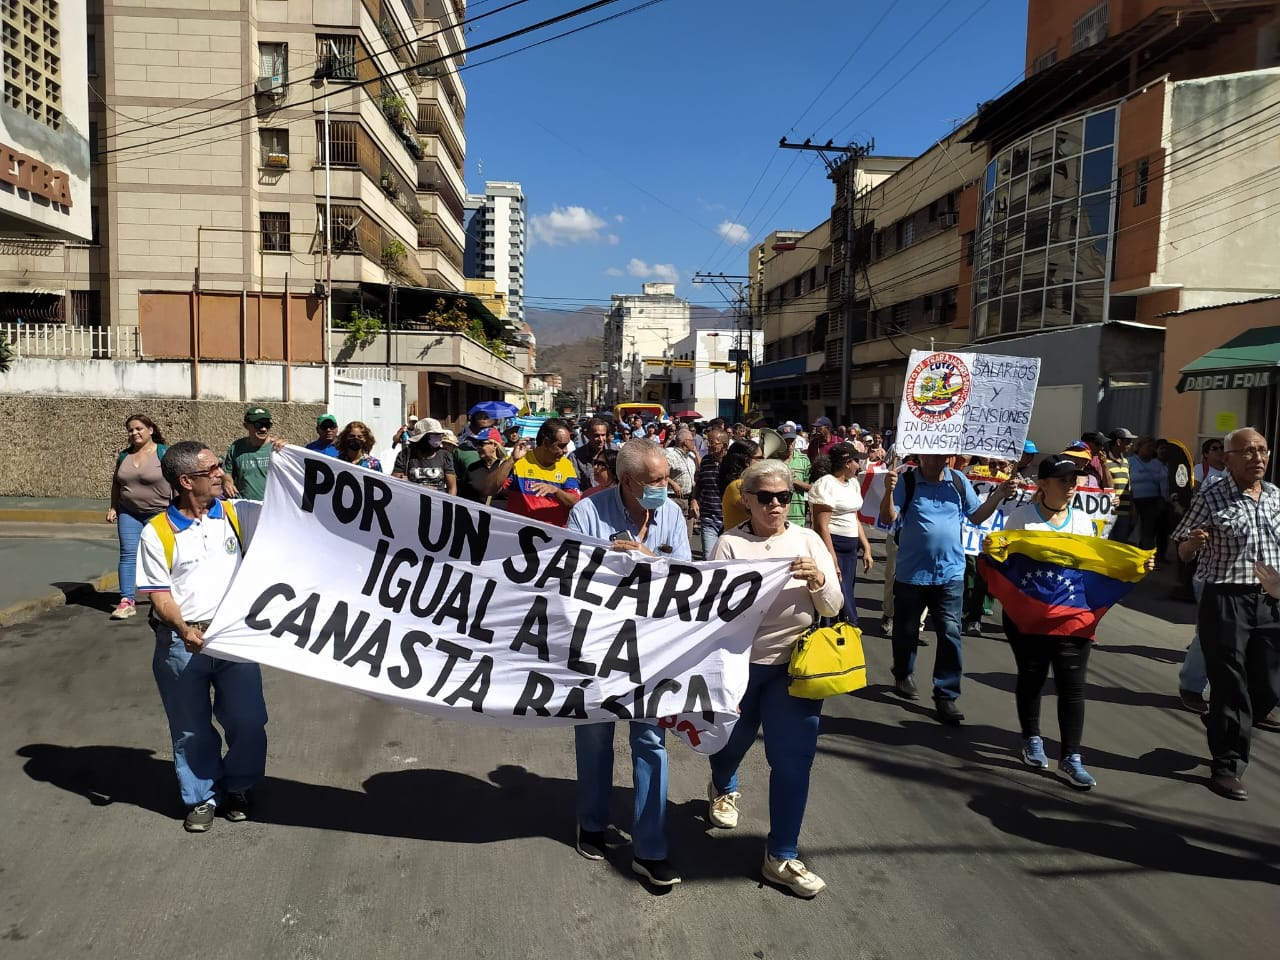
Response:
[0,509,105,524]
[0,570,119,631]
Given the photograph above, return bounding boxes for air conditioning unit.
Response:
[255,76,284,96]
[938,211,959,228]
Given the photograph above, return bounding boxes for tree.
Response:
[553,391,579,414]
[0,333,11,373]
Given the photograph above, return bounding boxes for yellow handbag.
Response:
[787,619,867,699]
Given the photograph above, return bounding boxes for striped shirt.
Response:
[1172,474,1280,584]
[1104,452,1131,518]
[695,455,724,533]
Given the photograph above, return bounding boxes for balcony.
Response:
[418,100,464,172]
[335,328,524,392]
[417,159,464,222]
[417,218,464,269]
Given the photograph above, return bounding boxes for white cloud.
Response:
[607,233,620,245]
[717,221,751,245]
[614,214,626,223]
[530,205,609,245]
[626,258,679,283]
[605,267,624,277]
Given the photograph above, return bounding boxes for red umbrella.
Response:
[673,410,703,419]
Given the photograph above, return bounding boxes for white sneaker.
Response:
[762,853,826,898]
[707,782,740,829]
[110,599,136,620]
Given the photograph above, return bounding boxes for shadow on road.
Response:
[814,713,1280,885]
[51,582,117,613]
[965,670,1188,712]
[13,743,766,885]
[1092,642,1183,665]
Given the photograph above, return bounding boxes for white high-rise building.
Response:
[464,180,526,327]
[604,282,692,406]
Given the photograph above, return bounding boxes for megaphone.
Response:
[757,427,788,461]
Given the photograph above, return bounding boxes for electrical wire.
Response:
[103,0,643,158]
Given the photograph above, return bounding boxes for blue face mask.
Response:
[638,483,668,510]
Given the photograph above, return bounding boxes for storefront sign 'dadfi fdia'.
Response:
[0,143,73,207]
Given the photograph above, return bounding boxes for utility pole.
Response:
[779,137,874,427]
[692,272,750,422]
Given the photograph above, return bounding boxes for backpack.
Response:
[147,501,243,570]
[894,468,967,545]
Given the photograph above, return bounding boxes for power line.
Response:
[103,0,645,158]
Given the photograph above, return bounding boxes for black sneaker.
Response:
[632,857,681,887]
[576,827,607,861]
[184,802,215,833]
[893,676,919,700]
[963,620,983,637]
[221,791,252,822]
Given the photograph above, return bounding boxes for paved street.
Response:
[1,550,1278,960]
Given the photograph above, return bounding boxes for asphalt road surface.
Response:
[1,563,1278,960]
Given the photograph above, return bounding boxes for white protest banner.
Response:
[895,350,1041,459]
[961,475,1119,555]
[203,447,792,755]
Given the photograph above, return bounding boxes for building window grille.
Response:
[1133,158,1149,207]
[260,212,291,252]
[316,34,357,80]
[1071,1,1108,53]
[316,119,357,166]
[3,0,63,130]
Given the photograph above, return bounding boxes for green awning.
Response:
[1176,325,1280,393]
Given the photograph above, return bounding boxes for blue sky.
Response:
[458,0,1030,316]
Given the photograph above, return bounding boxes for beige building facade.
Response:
[0,0,471,344]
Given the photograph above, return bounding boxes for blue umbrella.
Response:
[469,400,519,419]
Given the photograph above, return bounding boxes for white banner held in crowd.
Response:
[961,476,1119,554]
[203,447,792,754]
[895,350,1041,459]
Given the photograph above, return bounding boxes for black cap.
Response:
[1038,454,1081,480]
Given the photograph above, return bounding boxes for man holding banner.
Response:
[566,440,690,887]
[138,441,267,833]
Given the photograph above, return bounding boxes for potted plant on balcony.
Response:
[380,93,410,134]
[380,238,408,275]
[338,306,382,349]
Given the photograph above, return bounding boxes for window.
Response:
[896,217,915,250]
[1031,47,1057,75]
[316,34,356,81]
[316,119,357,165]
[1133,158,1149,207]
[85,31,94,76]
[257,42,287,81]
[323,203,362,252]
[70,290,101,327]
[260,212,290,252]
[2,0,62,130]
[90,205,100,245]
[89,119,98,162]
[259,128,288,168]
[873,229,885,260]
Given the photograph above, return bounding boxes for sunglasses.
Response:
[185,460,224,478]
[751,490,793,506]
[249,421,272,429]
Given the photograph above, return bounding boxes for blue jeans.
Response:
[830,533,861,624]
[574,722,668,860]
[1179,579,1208,694]
[116,511,150,601]
[701,521,722,560]
[151,625,269,808]
[710,663,822,861]
[891,579,965,701]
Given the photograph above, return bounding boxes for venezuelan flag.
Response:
[979,530,1153,638]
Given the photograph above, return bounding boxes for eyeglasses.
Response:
[750,490,793,506]
[1227,446,1270,459]
[185,460,224,478]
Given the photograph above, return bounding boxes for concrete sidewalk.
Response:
[0,519,121,629]
[0,496,109,524]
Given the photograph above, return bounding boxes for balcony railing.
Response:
[1,322,141,359]
[417,218,464,268]
[417,158,464,221]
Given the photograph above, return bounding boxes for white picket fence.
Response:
[0,322,141,359]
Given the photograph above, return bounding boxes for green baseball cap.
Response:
[316,413,338,427]
[245,406,272,423]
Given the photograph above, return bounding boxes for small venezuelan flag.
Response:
[979,531,1153,638]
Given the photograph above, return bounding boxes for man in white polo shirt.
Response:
[138,440,266,833]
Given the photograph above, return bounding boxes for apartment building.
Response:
[0,0,524,415]
[463,179,525,327]
[603,281,691,408]
[965,0,1280,450]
